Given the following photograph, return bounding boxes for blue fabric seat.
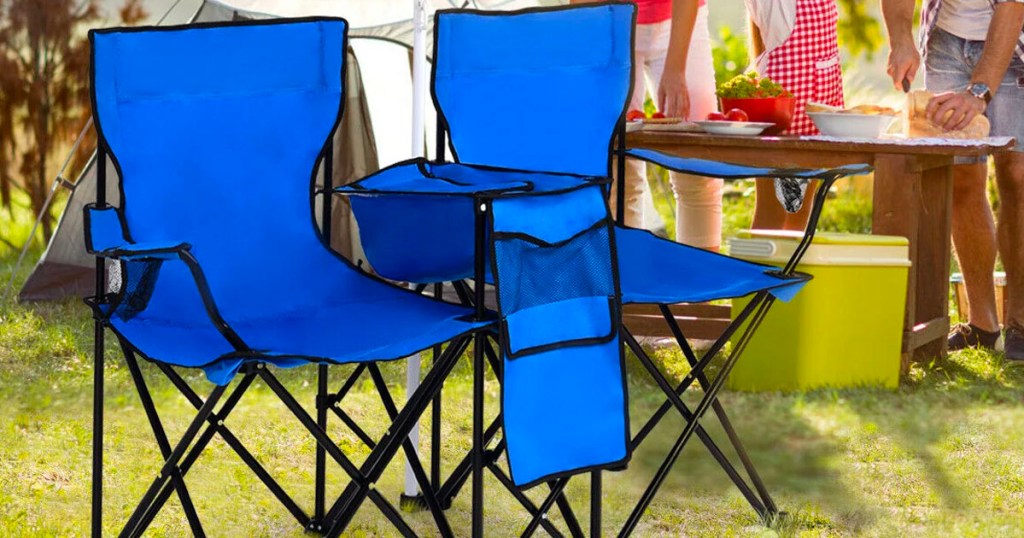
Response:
[86,18,484,537]
[616,226,805,304]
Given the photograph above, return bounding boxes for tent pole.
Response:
[402,0,430,506]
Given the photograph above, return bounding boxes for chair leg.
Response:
[257,365,420,537]
[623,331,767,517]
[590,471,601,538]
[119,383,227,538]
[366,364,455,538]
[658,304,779,515]
[520,477,570,538]
[92,318,104,538]
[321,336,471,537]
[325,364,378,448]
[120,343,205,536]
[315,363,329,529]
[137,365,309,532]
[435,335,582,536]
[472,331,486,538]
[616,297,776,537]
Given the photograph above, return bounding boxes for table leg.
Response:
[873,154,954,372]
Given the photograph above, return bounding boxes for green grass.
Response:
[3,250,1024,537]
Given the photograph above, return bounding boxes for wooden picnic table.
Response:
[625,130,1016,371]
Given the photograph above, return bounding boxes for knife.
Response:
[901,78,911,93]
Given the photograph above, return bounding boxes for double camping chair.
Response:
[85,4,872,537]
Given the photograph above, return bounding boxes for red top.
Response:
[635,0,706,25]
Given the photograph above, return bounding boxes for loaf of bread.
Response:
[904,90,990,139]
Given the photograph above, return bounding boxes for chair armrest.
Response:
[622,150,875,275]
[83,205,247,351]
[624,149,873,180]
[83,204,189,259]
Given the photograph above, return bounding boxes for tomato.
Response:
[626,109,646,122]
[725,108,749,122]
[705,111,727,122]
[650,111,666,119]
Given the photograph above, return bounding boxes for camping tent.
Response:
[16,0,562,301]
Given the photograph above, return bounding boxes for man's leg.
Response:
[951,162,1000,334]
[994,152,1024,359]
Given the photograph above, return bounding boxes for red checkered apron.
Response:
[762,0,844,135]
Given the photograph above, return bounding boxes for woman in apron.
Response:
[747,0,845,230]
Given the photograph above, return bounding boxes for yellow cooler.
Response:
[727,230,910,391]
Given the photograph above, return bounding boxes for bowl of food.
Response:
[806,103,898,138]
[717,73,796,135]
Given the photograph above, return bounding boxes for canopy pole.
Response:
[403,0,430,502]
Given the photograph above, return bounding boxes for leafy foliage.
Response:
[836,0,886,60]
[711,24,750,87]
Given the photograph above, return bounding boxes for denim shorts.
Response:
[925,27,1024,162]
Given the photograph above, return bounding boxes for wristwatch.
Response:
[966,82,992,104]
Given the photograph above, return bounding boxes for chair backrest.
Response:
[432,4,634,177]
[90,18,350,315]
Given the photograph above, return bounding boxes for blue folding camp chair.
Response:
[85,18,488,537]
[339,3,875,537]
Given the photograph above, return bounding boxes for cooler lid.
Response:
[736,230,909,246]
[729,230,911,267]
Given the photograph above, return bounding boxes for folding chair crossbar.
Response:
[616,295,777,537]
[147,362,311,529]
[365,363,456,538]
[254,365,430,538]
[657,303,778,514]
[630,292,770,447]
[428,335,585,538]
[521,476,571,538]
[622,331,768,518]
[316,336,472,537]
[120,345,204,536]
[119,383,227,537]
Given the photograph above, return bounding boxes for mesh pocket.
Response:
[114,260,163,321]
[493,221,617,357]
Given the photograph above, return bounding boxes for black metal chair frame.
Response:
[606,122,861,537]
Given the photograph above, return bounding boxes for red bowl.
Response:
[719,97,796,136]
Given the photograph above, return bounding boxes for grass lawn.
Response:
[2,249,1024,538]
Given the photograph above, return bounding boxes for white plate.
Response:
[807,112,897,138]
[694,120,774,136]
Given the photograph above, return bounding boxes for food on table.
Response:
[626,109,682,124]
[642,116,685,124]
[904,90,990,139]
[706,111,727,121]
[716,72,793,99]
[724,108,749,122]
[806,102,898,116]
